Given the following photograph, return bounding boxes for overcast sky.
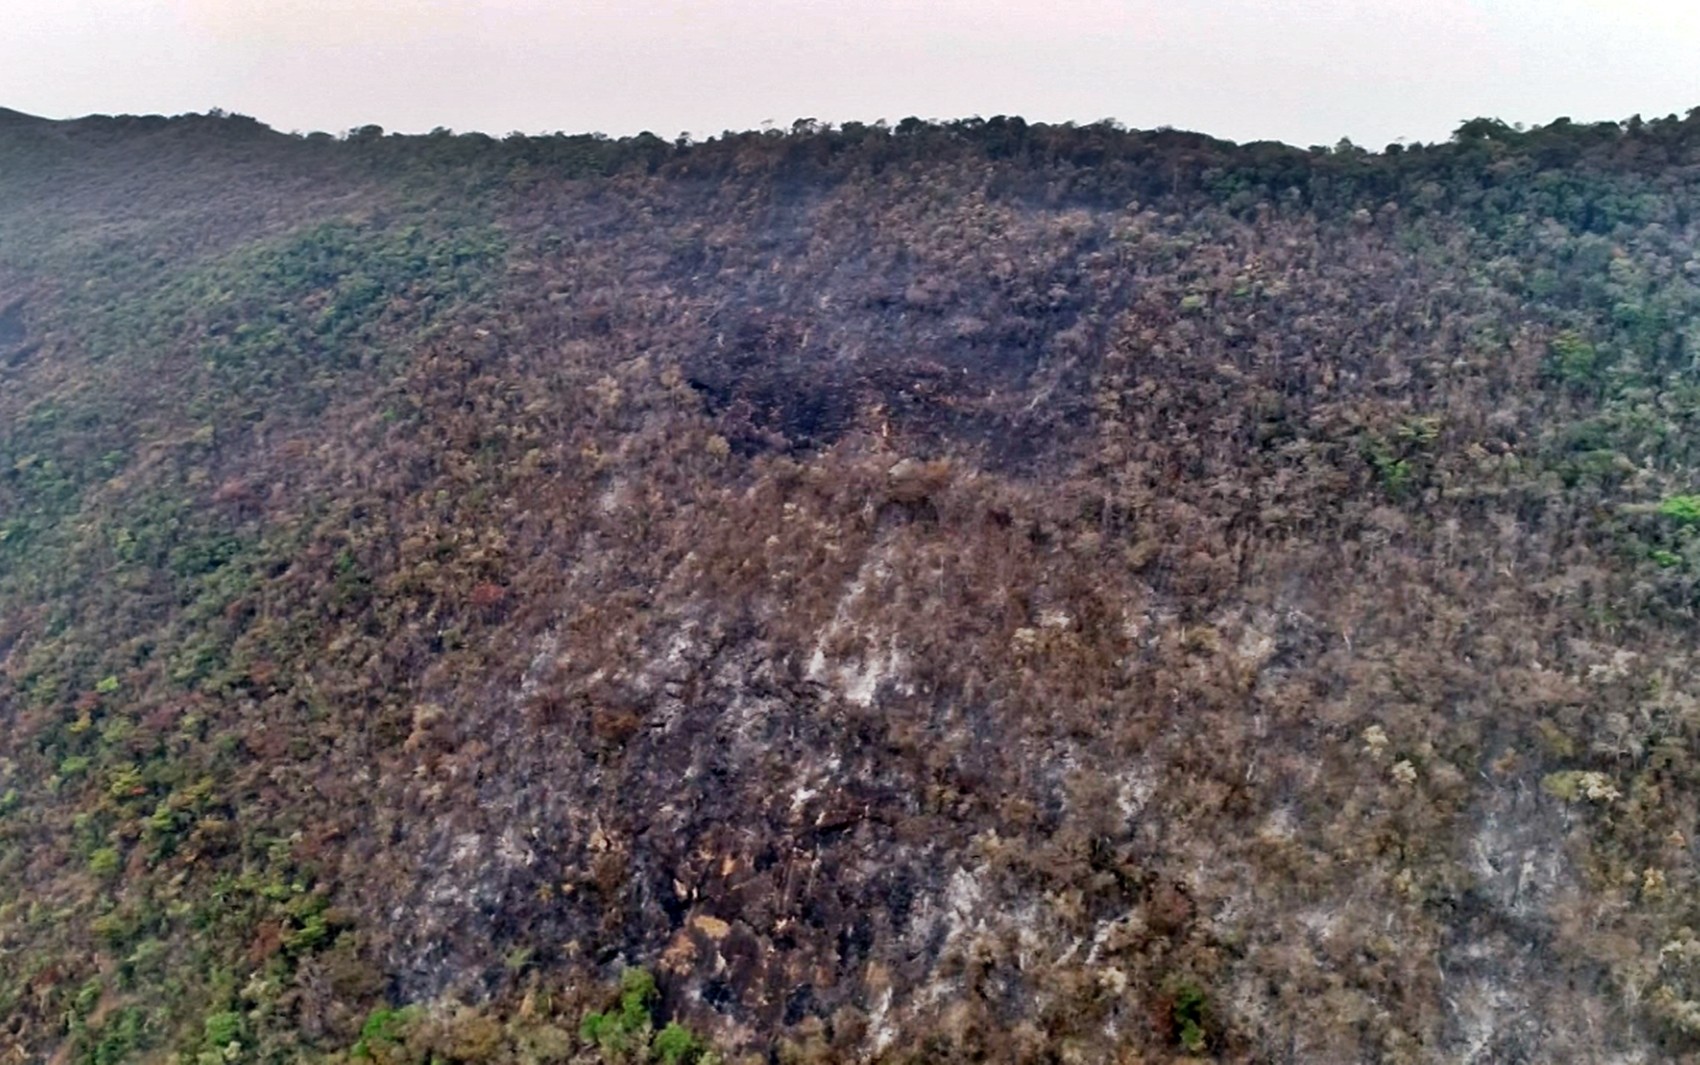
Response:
[4,1,1698,148]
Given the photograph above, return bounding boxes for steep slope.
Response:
[6,109,1700,1063]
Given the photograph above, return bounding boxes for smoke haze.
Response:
[4,1,1698,147]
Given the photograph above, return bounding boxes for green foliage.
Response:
[81,1005,145,1065]
[580,969,657,1052]
[576,969,714,1062]
[618,968,659,1027]
[1395,415,1442,447]
[286,910,332,953]
[579,1010,628,1053]
[653,1021,709,1064]
[179,218,505,381]
[1365,437,1415,498]
[352,1006,415,1059]
[87,846,121,878]
[1549,329,1601,385]
[201,1009,244,1051]
[1170,980,1209,1053]
[1658,495,1700,526]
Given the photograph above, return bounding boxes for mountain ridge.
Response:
[5,105,1700,1063]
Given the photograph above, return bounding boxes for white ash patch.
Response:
[596,478,629,514]
[417,832,501,911]
[1234,612,1278,668]
[807,542,912,707]
[944,866,986,941]
[1258,805,1297,843]
[1008,899,1046,972]
[1116,761,1158,820]
[449,832,482,867]
[839,650,886,707]
[518,631,559,702]
[1469,808,1566,917]
[661,622,700,673]
[1584,646,1640,685]
[867,987,896,1053]
[495,828,536,869]
[906,865,991,968]
[1038,608,1073,630]
[1120,607,1149,642]
[1297,906,1340,945]
[835,638,911,708]
[789,755,841,813]
[1449,965,1517,1064]
[789,782,820,812]
[1086,912,1145,965]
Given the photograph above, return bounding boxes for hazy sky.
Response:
[4,1,1698,148]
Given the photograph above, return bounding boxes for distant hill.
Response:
[5,106,1700,1063]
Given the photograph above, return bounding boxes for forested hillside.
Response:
[7,105,1700,1062]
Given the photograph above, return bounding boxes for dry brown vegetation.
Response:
[5,106,1700,1062]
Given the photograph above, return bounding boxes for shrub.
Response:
[579,969,716,1062]
[202,1009,244,1051]
[1659,495,1700,526]
[88,847,121,878]
[1550,330,1600,384]
[1542,770,1621,803]
[1153,977,1211,1053]
[1171,981,1209,1053]
[352,1006,414,1059]
[1365,438,1414,497]
[654,1021,707,1064]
